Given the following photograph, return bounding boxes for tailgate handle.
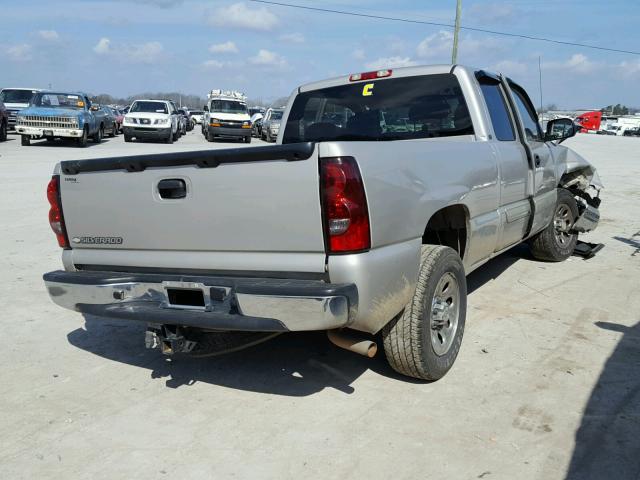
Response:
[158,179,187,199]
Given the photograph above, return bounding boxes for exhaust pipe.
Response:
[327,329,377,358]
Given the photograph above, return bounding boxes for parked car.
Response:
[122,99,180,143]
[0,101,8,141]
[42,65,602,381]
[623,127,640,137]
[189,110,204,127]
[261,108,283,142]
[111,107,124,133]
[178,108,192,132]
[15,92,104,147]
[252,116,263,138]
[91,105,118,138]
[0,87,45,131]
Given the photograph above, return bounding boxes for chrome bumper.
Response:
[17,126,83,137]
[43,270,357,332]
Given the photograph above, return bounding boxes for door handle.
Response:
[158,179,187,199]
[534,154,541,167]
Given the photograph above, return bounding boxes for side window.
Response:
[479,82,515,141]
[511,88,542,142]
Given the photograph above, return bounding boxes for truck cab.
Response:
[203,90,252,143]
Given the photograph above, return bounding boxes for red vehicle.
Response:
[109,107,124,133]
[575,111,602,133]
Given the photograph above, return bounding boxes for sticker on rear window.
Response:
[362,83,374,96]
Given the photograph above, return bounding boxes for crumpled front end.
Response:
[557,147,603,234]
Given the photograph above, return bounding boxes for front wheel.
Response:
[529,188,578,262]
[77,127,88,147]
[165,130,174,144]
[244,136,251,143]
[382,245,467,381]
[124,134,132,143]
[0,120,7,142]
[21,135,30,146]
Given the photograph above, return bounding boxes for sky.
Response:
[1,0,639,109]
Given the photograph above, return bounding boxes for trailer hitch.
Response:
[145,324,197,355]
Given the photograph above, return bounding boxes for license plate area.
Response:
[162,281,231,311]
[166,288,205,308]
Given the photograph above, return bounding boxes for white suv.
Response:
[123,99,179,143]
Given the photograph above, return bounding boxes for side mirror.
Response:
[545,118,579,143]
[90,105,99,111]
[203,106,209,112]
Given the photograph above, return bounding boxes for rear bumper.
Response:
[123,126,171,139]
[43,270,357,332]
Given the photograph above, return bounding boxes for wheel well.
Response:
[422,205,468,260]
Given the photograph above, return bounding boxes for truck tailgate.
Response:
[58,143,327,271]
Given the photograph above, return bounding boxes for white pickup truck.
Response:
[43,65,601,380]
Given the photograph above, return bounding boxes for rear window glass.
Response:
[282,73,473,143]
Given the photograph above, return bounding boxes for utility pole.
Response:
[538,56,543,113]
[451,0,462,64]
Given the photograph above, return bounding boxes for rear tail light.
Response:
[320,157,370,253]
[349,69,392,81]
[47,175,69,248]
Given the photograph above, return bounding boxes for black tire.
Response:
[382,245,467,381]
[244,136,251,144]
[529,188,578,262]
[109,123,116,137]
[165,130,174,144]
[77,127,88,148]
[173,128,179,141]
[207,130,215,142]
[0,120,7,142]
[21,135,30,146]
[93,125,103,144]
[124,134,132,143]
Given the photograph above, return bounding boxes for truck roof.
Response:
[297,64,477,93]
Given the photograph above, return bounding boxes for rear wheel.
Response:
[21,135,30,146]
[382,245,467,381]
[529,188,578,262]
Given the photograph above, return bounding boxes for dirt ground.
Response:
[0,131,638,479]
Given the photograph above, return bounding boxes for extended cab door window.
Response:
[478,82,515,141]
[510,88,543,143]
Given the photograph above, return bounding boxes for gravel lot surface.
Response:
[1,132,638,479]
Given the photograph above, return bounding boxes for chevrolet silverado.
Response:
[43,65,602,380]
